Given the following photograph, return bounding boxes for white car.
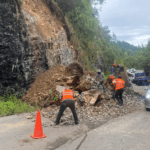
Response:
[144,86,150,111]
[131,68,136,73]
[127,72,135,82]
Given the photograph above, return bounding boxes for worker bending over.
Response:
[115,75,125,106]
[108,75,115,84]
[55,87,79,125]
[110,76,116,99]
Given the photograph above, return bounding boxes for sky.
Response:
[96,0,150,46]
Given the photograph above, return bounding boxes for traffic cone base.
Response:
[30,110,47,139]
[30,134,46,139]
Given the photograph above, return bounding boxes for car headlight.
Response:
[146,93,150,99]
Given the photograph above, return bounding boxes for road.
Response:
[133,84,148,96]
[0,81,148,150]
[0,113,89,150]
[1,106,150,150]
[57,108,150,150]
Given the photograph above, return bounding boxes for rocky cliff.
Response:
[0,0,105,96]
[0,0,74,95]
[0,0,34,95]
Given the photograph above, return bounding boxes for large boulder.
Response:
[76,79,91,92]
[78,89,101,105]
[90,90,102,105]
[65,62,84,77]
[61,75,80,88]
[78,91,91,103]
[56,85,65,95]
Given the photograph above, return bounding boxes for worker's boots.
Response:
[117,98,122,106]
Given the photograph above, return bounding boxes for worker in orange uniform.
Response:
[115,75,125,106]
[111,76,116,99]
[108,75,115,84]
[55,87,79,125]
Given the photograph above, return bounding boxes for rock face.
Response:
[0,0,34,95]
[0,0,74,95]
[94,54,106,72]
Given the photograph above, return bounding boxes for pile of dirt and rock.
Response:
[22,65,65,107]
[28,90,143,128]
[24,62,144,127]
[22,62,86,107]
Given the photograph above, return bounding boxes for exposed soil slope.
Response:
[23,0,62,38]
[23,65,66,107]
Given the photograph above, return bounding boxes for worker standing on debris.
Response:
[108,75,115,84]
[95,69,105,90]
[55,87,79,125]
[111,64,116,74]
[111,77,116,99]
[115,75,125,106]
[108,75,116,99]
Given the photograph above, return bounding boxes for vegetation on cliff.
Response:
[54,0,149,71]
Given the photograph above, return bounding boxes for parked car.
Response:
[132,72,150,86]
[127,72,135,82]
[127,69,132,73]
[144,86,150,111]
[131,68,136,73]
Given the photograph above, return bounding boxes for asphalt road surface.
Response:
[1,106,150,150]
[58,108,150,150]
[0,113,89,150]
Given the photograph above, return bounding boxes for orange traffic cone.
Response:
[30,110,47,139]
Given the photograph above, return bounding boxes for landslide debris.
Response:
[24,63,144,128]
[22,65,66,107]
[22,62,84,107]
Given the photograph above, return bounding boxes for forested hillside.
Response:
[54,0,150,71]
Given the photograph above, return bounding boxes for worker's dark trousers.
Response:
[98,81,105,91]
[55,99,78,124]
[112,89,115,99]
[115,89,123,106]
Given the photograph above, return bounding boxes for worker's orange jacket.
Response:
[112,79,116,85]
[115,78,125,90]
[109,76,115,80]
[61,89,74,101]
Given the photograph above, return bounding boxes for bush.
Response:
[104,71,110,80]
[18,0,23,5]
[0,95,38,117]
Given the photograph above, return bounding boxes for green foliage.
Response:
[0,95,38,117]
[104,71,110,80]
[51,94,59,101]
[5,86,24,99]
[55,0,148,71]
[18,0,23,5]
[55,0,105,70]
[49,91,59,101]
[115,59,124,65]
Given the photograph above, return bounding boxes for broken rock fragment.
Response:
[56,85,65,95]
[76,79,91,92]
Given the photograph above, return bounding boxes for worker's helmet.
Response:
[113,64,116,67]
[109,75,115,79]
[118,75,122,78]
[97,69,101,73]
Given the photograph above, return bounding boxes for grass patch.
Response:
[0,95,38,117]
[104,71,111,80]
